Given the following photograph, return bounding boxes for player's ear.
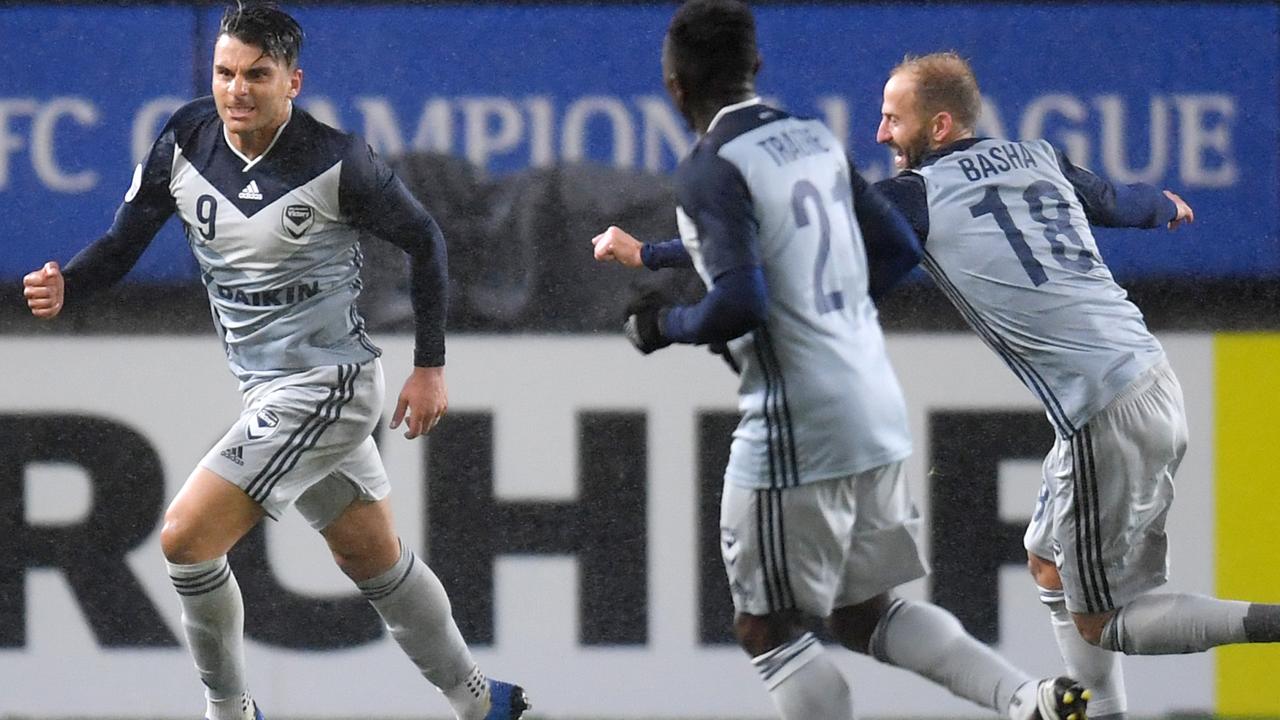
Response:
[930,111,953,144]
[288,68,303,99]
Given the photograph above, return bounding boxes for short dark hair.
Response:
[219,2,304,68]
[666,0,757,101]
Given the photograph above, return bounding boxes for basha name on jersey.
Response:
[957,142,1039,182]
[215,281,321,307]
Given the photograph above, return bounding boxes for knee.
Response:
[827,594,893,655]
[159,511,204,565]
[1027,553,1062,591]
[734,612,802,658]
[1071,611,1112,647]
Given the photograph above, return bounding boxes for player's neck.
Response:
[693,90,756,135]
[226,104,293,161]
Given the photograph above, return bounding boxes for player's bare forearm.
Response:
[390,365,448,439]
[590,225,645,268]
[23,261,65,319]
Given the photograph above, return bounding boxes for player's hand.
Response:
[591,225,645,268]
[390,366,448,439]
[23,261,64,319]
[1164,190,1194,230]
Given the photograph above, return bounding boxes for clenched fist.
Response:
[24,261,64,319]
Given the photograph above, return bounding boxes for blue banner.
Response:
[1,3,1276,282]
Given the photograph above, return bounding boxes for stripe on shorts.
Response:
[756,488,796,613]
[245,363,360,503]
[1070,428,1112,612]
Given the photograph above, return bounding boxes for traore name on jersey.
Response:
[675,100,912,490]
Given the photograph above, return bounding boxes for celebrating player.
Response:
[873,51,1279,720]
[21,4,527,720]
[592,2,1088,719]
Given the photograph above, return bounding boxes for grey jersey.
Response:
[675,99,912,489]
[909,138,1166,436]
[63,98,448,387]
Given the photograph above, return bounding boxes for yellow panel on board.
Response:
[1216,334,1280,716]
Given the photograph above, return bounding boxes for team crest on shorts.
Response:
[282,204,315,238]
[246,408,281,441]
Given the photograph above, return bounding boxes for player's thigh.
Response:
[199,361,384,522]
[720,480,852,619]
[832,461,929,609]
[1051,365,1185,615]
[162,466,265,563]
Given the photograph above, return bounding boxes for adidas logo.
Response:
[238,180,263,201]
[220,446,245,466]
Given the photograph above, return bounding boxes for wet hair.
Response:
[219,1,304,68]
[891,52,982,132]
[666,0,758,102]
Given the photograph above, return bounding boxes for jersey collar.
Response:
[917,136,988,168]
[705,96,763,135]
[222,102,294,172]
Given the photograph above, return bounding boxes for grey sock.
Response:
[870,599,1031,715]
[1100,593,1251,654]
[751,633,854,720]
[1048,599,1127,717]
[358,542,477,693]
[167,556,252,720]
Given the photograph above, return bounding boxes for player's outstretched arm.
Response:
[390,366,448,440]
[23,262,65,319]
[591,226,645,268]
[1164,190,1194,230]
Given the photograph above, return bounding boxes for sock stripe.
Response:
[868,597,908,663]
[170,562,232,597]
[362,551,417,601]
[753,632,819,683]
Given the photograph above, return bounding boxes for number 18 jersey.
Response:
[912,138,1165,437]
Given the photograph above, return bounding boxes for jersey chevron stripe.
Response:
[253,363,360,502]
[923,253,1075,436]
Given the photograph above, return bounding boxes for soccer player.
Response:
[591,3,1087,719]
[873,51,1280,720]
[21,4,528,720]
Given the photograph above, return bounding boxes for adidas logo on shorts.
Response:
[220,446,245,466]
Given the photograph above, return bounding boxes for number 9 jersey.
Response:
[675,99,913,491]
[888,137,1167,438]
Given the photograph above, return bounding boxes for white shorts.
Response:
[200,360,391,530]
[1024,360,1186,614]
[719,461,929,618]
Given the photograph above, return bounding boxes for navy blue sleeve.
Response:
[340,142,448,367]
[640,238,693,269]
[1054,148,1177,228]
[62,126,177,303]
[661,265,767,344]
[850,164,922,301]
[872,172,930,243]
[656,153,765,344]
